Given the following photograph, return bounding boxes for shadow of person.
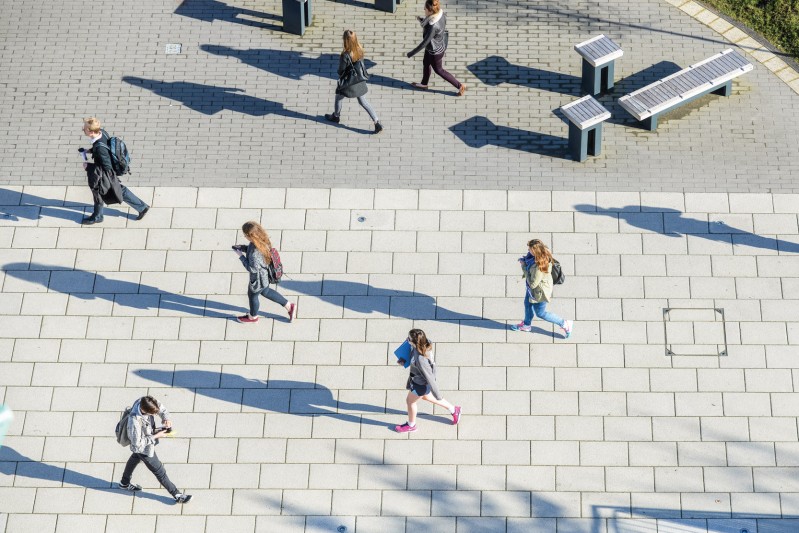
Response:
[133,369,407,427]
[122,76,317,119]
[449,116,570,159]
[200,45,412,92]
[174,0,281,31]
[573,205,799,254]
[281,278,508,330]
[467,56,582,96]
[1,263,257,319]
[0,447,174,504]
[0,188,127,224]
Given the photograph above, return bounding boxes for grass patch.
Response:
[700,0,799,60]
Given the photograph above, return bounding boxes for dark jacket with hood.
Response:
[336,52,369,98]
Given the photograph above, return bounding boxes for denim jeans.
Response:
[523,295,564,328]
[91,184,148,219]
[121,451,178,495]
[334,94,378,123]
[248,286,288,316]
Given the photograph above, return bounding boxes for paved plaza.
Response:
[2,186,799,532]
[2,0,799,531]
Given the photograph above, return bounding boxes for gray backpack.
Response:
[115,407,132,447]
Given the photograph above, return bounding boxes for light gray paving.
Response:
[1,186,799,532]
[0,1,798,191]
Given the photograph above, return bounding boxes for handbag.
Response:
[337,55,369,92]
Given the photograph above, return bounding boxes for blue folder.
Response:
[394,340,411,368]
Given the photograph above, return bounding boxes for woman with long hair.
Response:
[406,0,465,96]
[325,30,384,134]
[395,329,461,433]
[511,239,573,337]
[234,221,296,323]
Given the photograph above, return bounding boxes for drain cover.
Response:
[663,307,728,357]
[165,43,182,55]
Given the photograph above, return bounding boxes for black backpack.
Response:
[551,260,566,285]
[103,130,131,176]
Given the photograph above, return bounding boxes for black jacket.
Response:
[407,13,448,57]
[336,52,368,98]
[87,130,114,174]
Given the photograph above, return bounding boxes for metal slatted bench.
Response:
[619,48,753,131]
[561,95,611,162]
[575,35,623,96]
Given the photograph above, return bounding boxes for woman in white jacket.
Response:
[119,395,192,503]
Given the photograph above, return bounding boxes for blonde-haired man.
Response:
[80,118,149,224]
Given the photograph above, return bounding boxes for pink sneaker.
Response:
[288,303,297,323]
[451,406,461,425]
[237,315,259,323]
[510,322,532,332]
[395,423,417,433]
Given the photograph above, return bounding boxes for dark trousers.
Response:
[91,184,148,219]
[121,452,178,496]
[421,51,461,88]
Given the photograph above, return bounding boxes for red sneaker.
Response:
[288,303,297,322]
[452,406,461,425]
[237,315,259,323]
[395,423,417,433]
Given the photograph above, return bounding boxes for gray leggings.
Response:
[335,94,378,122]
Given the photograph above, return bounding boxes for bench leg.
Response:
[569,123,589,162]
[711,81,732,97]
[603,62,615,93]
[587,124,603,156]
[582,59,600,96]
[375,0,396,12]
[642,115,658,131]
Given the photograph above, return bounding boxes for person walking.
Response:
[80,117,149,225]
[395,329,461,433]
[406,0,465,96]
[234,221,297,323]
[324,30,384,134]
[118,395,192,503]
[511,239,573,337]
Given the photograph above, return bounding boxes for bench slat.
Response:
[560,95,611,129]
[575,34,623,67]
[618,49,753,120]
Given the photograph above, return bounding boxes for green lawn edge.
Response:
[700,0,799,60]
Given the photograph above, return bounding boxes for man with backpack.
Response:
[80,117,149,225]
[117,395,192,503]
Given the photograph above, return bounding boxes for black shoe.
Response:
[324,114,340,123]
[119,482,142,492]
[374,122,384,134]
[136,206,150,221]
[174,493,193,504]
[81,216,103,225]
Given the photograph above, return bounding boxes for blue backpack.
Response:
[103,130,131,176]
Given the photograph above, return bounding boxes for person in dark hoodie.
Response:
[80,117,149,225]
[394,329,461,433]
[325,30,384,134]
[406,0,465,96]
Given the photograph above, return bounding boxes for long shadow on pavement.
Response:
[201,45,414,93]
[134,369,410,427]
[0,447,174,504]
[449,116,570,158]
[574,205,799,254]
[174,0,281,31]
[467,56,582,96]
[1,263,253,319]
[0,188,129,224]
[281,278,508,330]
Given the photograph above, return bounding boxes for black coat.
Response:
[86,163,123,205]
[335,52,368,98]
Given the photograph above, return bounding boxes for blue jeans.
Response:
[334,94,378,122]
[248,286,288,316]
[92,184,148,219]
[523,296,564,328]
